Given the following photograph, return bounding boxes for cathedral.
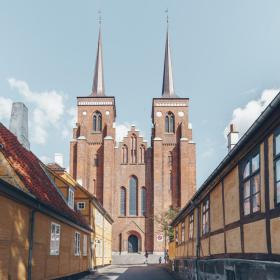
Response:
[69,26,196,258]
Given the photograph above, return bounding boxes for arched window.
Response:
[140,145,145,164]
[93,111,102,132]
[122,145,128,164]
[131,134,137,163]
[165,112,175,133]
[120,187,126,216]
[129,176,138,215]
[141,187,147,216]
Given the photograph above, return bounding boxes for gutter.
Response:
[27,209,36,280]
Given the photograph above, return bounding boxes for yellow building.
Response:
[47,163,113,269]
[170,93,280,279]
[0,123,91,280]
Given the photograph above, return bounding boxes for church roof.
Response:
[0,123,90,231]
[92,28,105,96]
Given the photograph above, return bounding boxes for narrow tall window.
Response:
[129,176,138,215]
[188,213,194,240]
[274,129,280,205]
[131,134,137,163]
[242,152,260,215]
[122,145,128,164]
[175,226,179,244]
[165,112,175,133]
[141,187,147,216]
[74,232,81,256]
[120,187,126,216]
[140,145,145,164]
[202,198,210,235]
[168,152,173,167]
[83,235,87,256]
[93,111,102,132]
[50,223,60,255]
[181,221,185,243]
[68,188,75,209]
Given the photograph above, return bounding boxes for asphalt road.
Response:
[80,264,176,280]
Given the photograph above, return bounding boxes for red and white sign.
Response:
[156,234,163,242]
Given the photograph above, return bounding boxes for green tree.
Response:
[154,206,179,256]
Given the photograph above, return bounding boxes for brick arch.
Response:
[126,230,143,253]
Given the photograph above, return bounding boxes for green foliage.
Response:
[154,206,179,241]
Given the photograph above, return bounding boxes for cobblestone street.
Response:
[80,264,175,280]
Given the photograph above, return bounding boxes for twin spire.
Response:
[91,22,177,98]
[92,27,105,96]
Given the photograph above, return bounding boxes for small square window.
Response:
[77,202,86,210]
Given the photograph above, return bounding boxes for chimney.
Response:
[227,124,239,152]
[54,153,64,167]
[9,102,30,150]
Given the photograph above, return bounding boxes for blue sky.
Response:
[1,1,280,187]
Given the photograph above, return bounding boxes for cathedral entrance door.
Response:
[128,235,138,253]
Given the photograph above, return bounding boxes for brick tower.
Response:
[70,27,116,214]
[152,28,196,253]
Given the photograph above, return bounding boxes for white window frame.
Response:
[83,235,88,256]
[50,222,60,256]
[77,201,86,210]
[68,188,75,209]
[74,232,81,256]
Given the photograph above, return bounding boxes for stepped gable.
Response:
[0,122,90,231]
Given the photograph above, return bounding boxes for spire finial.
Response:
[98,9,102,26]
[91,11,105,96]
[165,9,169,26]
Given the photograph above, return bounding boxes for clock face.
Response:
[82,111,87,116]
[156,111,162,117]
[105,111,110,116]
[178,111,184,117]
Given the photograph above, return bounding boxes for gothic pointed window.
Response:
[131,134,137,164]
[141,187,147,216]
[129,176,138,216]
[140,145,145,164]
[120,187,126,216]
[165,112,175,133]
[93,111,102,132]
[122,145,128,164]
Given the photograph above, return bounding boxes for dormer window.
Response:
[93,111,102,132]
[68,188,75,209]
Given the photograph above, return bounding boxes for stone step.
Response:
[112,254,164,265]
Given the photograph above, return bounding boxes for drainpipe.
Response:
[102,215,104,266]
[195,206,200,280]
[27,209,36,280]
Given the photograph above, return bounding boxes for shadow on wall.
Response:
[0,197,30,280]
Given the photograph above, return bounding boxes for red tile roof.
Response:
[0,123,90,231]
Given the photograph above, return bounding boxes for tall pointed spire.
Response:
[92,14,105,96]
[162,12,177,98]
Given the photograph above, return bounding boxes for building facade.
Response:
[47,163,113,268]
[70,28,196,258]
[170,92,280,279]
[0,123,91,280]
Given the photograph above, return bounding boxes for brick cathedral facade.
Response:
[70,28,196,255]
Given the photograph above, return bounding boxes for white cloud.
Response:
[0,97,13,121]
[61,107,77,139]
[8,78,64,125]
[115,123,131,143]
[39,155,52,164]
[8,78,67,145]
[225,89,279,138]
